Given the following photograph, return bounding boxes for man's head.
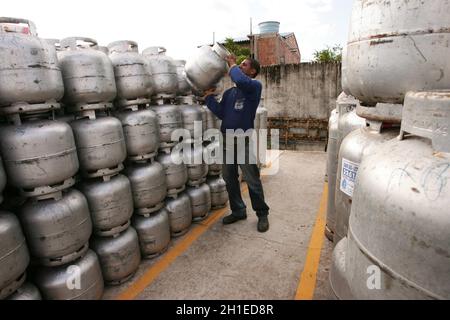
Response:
[239,58,260,79]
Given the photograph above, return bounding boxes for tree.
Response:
[313,45,342,63]
[223,37,251,64]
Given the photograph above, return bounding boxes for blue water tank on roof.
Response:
[258,21,280,34]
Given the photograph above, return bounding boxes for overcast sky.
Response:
[2,0,354,62]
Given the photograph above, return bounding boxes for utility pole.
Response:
[250,17,255,59]
[213,32,215,44]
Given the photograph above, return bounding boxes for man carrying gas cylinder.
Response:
[204,55,270,233]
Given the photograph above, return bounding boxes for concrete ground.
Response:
[103,150,334,300]
[314,232,335,300]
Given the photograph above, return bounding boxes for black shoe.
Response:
[222,214,247,225]
[257,216,269,233]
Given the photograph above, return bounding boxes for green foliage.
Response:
[223,37,251,64]
[313,45,342,63]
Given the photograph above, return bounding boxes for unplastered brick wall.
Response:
[279,38,300,65]
[254,33,301,66]
[283,35,299,52]
[256,36,279,66]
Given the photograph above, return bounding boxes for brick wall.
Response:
[255,35,279,66]
[254,34,301,66]
[279,38,300,64]
[283,35,298,51]
[282,34,301,62]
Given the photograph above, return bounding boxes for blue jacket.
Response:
[205,65,262,132]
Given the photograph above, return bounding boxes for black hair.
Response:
[247,58,260,78]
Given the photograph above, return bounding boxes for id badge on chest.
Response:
[234,98,245,111]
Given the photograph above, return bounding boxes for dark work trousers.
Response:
[221,134,270,218]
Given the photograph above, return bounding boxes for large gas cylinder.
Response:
[332,91,450,299]
[59,37,116,111]
[125,160,167,215]
[33,249,104,300]
[114,106,160,161]
[132,208,171,259]
[165,193,192,238]
[78,174,133,237]
[70,112,127,178]
[142,47,177,99]
[186,184,211,222]
[344,0,450,105]
[108,40,151,107]
[0,117,79,198]
[206,176,228,209]
[334,103,402,244]
[0,18,64,111]
[156,149,188,196]
[174,60,191,97]
[0,212,30,300]
[18,189,92,267]
[184,43,230,94]
[90,227,141,285]
[151,103,183,149]
[326,93,365,241]
[181,143,208,186]
[6,282,42,300]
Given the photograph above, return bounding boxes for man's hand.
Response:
[203,87,216,98]
[225,54,237,68]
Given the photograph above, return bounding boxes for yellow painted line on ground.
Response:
[295,182,328,300]
[115,184,249,300]
[115,152,282,300]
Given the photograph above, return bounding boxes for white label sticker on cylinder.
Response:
[340,158,359,197]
